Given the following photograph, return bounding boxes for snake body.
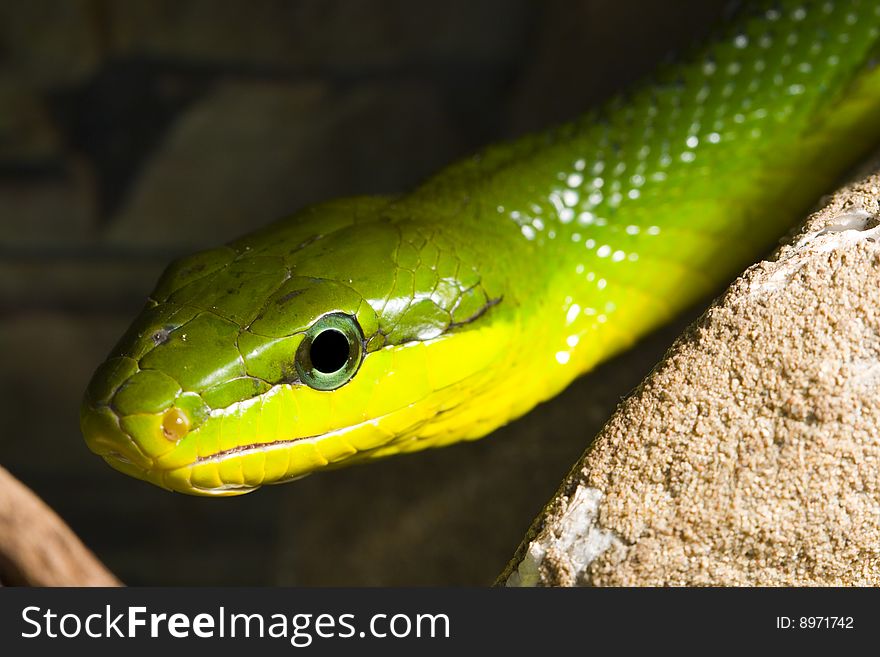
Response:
[82,1,880,495]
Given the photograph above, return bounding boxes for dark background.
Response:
[0,0,730,585]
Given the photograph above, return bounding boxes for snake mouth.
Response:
[193,432,324,466]
[80,400,308,496]
[161,408,425,496]
[82,372,434,495]
[101,448,259,496]
[140,437,323,497]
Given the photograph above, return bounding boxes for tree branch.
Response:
[0,465,121,586]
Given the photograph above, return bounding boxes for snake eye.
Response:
[295,313,364,391]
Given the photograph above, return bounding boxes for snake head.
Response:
[81,198,511,495]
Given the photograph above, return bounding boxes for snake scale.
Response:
[82,0,880,495]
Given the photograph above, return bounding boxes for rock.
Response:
[106,80,465,249]
[503,155,880,586]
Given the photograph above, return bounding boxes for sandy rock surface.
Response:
[504,158,880,586]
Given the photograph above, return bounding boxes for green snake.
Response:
[81,0,880,496]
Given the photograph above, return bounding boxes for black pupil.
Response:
[309,329,350,374]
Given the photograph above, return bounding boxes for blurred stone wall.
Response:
[0,0,727,585]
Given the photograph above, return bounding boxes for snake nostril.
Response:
[161,407,190,442]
